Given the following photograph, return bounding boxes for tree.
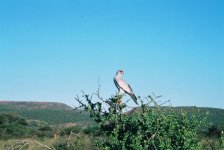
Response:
[75,93,207,150]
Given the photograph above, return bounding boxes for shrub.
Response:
[36,125,54,138]
[0,113,30,139]
[207,125,222,138]
[75,94,207,150]
[83,126,100,135]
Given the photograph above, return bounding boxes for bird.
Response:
[114,70,138,105]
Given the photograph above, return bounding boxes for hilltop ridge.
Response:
[0,100,72,110]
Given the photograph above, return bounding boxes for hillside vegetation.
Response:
[176,106,224,127]
[0,101,224,126]
[126,106,224,127]
[0,101,93,125]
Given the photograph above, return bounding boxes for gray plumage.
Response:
[114,70,138,105]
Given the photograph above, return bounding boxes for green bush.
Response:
[76,94,207,150]
[207,125,222,138]
[0,113,55,139]
[83,126,100,135]
[0,113,31,139]
[36,125,54,138]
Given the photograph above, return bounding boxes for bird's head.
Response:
[116,70,124,75]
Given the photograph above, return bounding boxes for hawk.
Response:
[114,70,138,105]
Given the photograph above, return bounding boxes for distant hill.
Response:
[0,101,93,125]
[125,106,224,127]
[0,101,72,110]
[176,106,224,126]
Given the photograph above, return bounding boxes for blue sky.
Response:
[0,0,223,108]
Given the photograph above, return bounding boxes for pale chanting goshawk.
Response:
[114,70,138,105]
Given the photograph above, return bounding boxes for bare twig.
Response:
[160,99,171,106]
[33,140,53,150]
[6,139,54,150]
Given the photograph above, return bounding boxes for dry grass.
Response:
[0,134,98,150]
[1,136,223,150]
[199,138,224,150]
[0,138,56,150]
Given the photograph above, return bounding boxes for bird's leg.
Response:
[117,99,122,113]
[117,98,122,105]
[116,94,123,106]
[116,94,123,113]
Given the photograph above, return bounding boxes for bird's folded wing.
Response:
[117,79,132,94]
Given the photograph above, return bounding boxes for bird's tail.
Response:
[129,93,138,105]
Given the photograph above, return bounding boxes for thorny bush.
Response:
[75,92,207,150]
